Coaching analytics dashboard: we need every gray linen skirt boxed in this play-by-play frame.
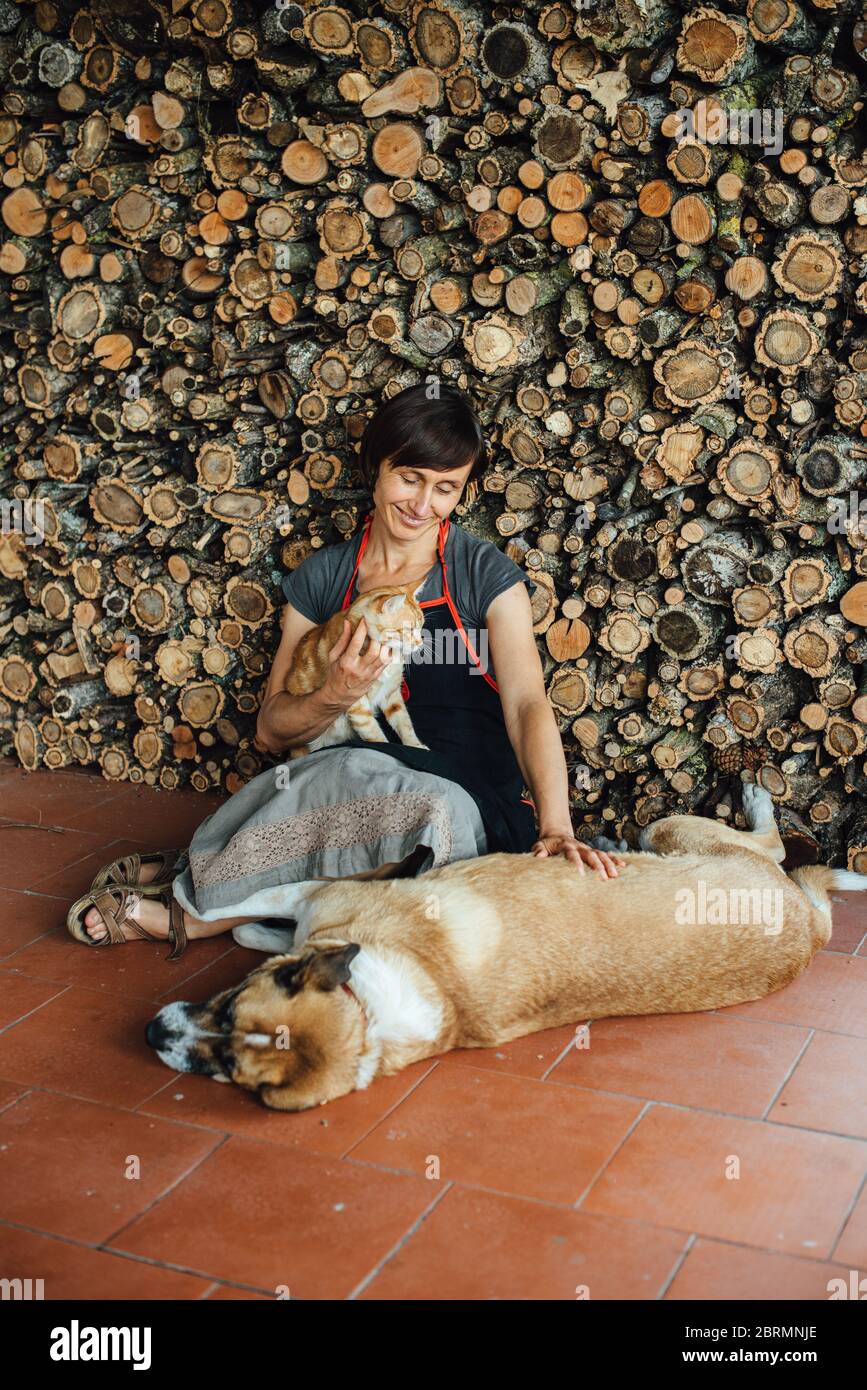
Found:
[171,744,488,924]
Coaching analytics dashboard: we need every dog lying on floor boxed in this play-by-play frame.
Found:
[145,786,865,1111]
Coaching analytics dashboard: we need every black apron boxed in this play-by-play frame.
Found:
[337,509,539,854]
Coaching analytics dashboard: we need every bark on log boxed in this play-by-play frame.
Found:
[0,0,866,863]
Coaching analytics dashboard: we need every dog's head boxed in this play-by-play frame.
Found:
[145,941,368,1110]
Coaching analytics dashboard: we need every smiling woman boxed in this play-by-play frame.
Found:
[69,384,622,961]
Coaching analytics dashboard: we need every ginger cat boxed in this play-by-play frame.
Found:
[284,585,429,759]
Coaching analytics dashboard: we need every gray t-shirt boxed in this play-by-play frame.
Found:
[281,519,539,654]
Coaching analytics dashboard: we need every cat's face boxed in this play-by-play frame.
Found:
[355,588,425,664]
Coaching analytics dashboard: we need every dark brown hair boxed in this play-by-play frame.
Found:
[358,383,488,492]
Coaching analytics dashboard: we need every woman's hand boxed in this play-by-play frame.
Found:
[321,616,392,708]
[531,831,625,878]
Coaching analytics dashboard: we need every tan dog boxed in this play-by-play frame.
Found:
[145,786,865,1110]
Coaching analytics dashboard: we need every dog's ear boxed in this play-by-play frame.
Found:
[272,954,308,996]
[273,943,360,995]
[305,942,361,992]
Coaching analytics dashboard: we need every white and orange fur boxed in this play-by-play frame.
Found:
[284,583,428,758]
[146,784,866,1110]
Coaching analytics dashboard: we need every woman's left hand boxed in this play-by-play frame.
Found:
[530,832,625,878]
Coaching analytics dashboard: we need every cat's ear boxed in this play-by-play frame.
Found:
[381,593,404,614]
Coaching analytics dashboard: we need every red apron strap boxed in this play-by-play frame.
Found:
[440,559,500,694]
[340,511,374,611]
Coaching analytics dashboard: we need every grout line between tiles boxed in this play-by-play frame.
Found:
[346,1182,454,1300]
[339,1061,442,1158]
[0,929,66,964]
[656,1232,697,1300]
[0,1219,275,1297]
[572,1100,653,1210]
[0,1191,861,1284]
[827,1165,867,1264]
[541,1028,587,1081]
[760,1028,815,1120]
[656,1229,860,1273]
[0,984,72,1036]
[100,1133,232,1248]
[1,887,78,902]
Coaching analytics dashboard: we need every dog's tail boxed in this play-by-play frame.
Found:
[787,866,867,946]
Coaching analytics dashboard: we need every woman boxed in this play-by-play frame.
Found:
[69,384,622,957]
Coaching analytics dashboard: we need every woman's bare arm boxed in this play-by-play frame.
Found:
[485,584,574,835]
[255,602,390,757]
[486,583,622,876]
[255,604,344,756]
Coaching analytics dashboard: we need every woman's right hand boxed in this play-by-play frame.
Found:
[321,616,392,707]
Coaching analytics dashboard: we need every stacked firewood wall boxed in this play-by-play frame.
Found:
[1,0,867,868]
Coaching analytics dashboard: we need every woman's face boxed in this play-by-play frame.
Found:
[373,456,475,539]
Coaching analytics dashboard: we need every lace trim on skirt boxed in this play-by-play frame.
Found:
[189,789,454,890]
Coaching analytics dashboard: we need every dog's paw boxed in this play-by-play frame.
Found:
[742,781,775,831]
[233,922,297,953]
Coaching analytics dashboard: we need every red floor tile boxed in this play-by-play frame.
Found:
[768,1033,867,1139]
[69,783,224,849]
[0,984,184,1107]
[348,1065,644,1204]
[108,1136,437,1299]
[26,838,153,901]
[435,1023,576,1079]
[138,1059,439,1155]
[0,1091,221,1243]
[0,890,70,959]
[0,1078,29,1113]
[723,953,867,1037]
[0,971,67,1031]
[665,1238,854,1301]
[0,825,104,892]
[204,1284,271,1299]
[581,1106,867,1258]
[359,1187,687,1300]
[0,767,118,826]
[0,1225,215,1299]
[826,892,867,954]
[547,1013,810,1117]
[832,1181,867,1267]
[3,762,865,1300]
[3,925,242,1003]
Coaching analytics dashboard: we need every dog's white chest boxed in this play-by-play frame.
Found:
[349,949,443,1088]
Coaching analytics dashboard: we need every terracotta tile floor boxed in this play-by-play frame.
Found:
[0,757,865,1301]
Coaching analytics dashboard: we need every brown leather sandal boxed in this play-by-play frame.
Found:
[91,849,189,896]
[66,883,189,961]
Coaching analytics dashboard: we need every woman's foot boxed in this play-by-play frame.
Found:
[82,893,246,944]
[84,892,178,944]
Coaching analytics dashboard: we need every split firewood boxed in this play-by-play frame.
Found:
[1,1,867,863]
